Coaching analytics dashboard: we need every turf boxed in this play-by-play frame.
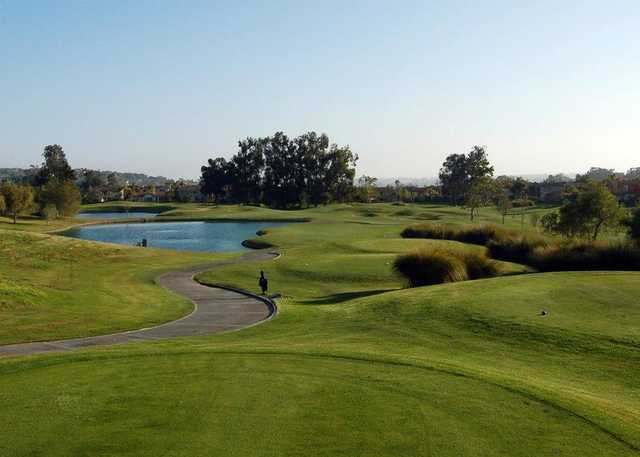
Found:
[1,202,638,456]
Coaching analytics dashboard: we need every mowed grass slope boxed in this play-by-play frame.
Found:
[1,203,638,456]
[0,229,218,344]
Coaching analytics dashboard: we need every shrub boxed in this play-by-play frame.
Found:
[393,249,499,287]
[529,241,640,271]
[393,249,468,287]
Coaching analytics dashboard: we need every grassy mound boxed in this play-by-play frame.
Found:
[0,230,216,344]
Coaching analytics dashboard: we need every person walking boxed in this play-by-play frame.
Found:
[259,271,268,295]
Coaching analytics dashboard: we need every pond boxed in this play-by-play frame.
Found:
[76,212,159,219]
[61,221,291,252]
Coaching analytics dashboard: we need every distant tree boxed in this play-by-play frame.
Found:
[439,153,468,205]
[577,167,616,182]
[464,176,497,221]
[35,145,75,185]
[511,177,529,201]
[1,182,34,223]
[106,173,120,189]
[627,207,640,245]
[39,180,82,217]
[0,194,5,215]
[79,169,105,194]
[41,204,58,224]
[322,143,358,203]
[358,175,378,202]
[439,146,494,205]
[544,173,572,184]
[626,167,640,179]
[543,181,624,240]
[495,191,512,224]
[229,138,265,204]
[200,158,231,204]
[540,212,559,234]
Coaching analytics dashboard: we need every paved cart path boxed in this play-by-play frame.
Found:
[0,251,278,357]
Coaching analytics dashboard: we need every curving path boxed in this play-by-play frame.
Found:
[0,250,278,357]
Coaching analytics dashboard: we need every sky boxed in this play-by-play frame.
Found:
[1,0,639,180]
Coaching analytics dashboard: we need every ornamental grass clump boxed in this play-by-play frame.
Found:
[401,224,459,240]
[401,223,514,246]
[393,249,499,287]
[487,234,549,264]
[529,241,640,272]
[393,249,468,287]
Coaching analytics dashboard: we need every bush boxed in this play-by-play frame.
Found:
[393,249,498,287]
[529,241,640,271]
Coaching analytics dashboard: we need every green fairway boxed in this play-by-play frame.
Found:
[1,203,638,456]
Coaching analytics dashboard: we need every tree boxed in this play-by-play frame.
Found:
[577,167,616,182]
[41,204,58,224]
[36,145,75,185]
[229,138,265,204]
[438,153,467,205]
[544,173,572,184]
[200,158,231,203]
[495,191,512,224]
[39,180,82,217]
[543,181,624,240]
[511,177,528,201]
[1,182,34,223]
[358,175,378,202]
[541,212,559,234]
[439,146,494,205]
[464,176,496,221]
[0,194,5,215]
[627,207,640,245]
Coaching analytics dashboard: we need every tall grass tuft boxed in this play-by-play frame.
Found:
[393,249,468,287]
[459,252,500,279]
[393,249,498,287]
[401,224,458,240]
[530,241,640,271]
[487,235,549,264]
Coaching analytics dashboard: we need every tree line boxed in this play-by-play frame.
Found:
[0,145,81,223]
[200,132,358,208]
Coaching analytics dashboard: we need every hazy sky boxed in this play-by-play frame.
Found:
[1,0,639,179]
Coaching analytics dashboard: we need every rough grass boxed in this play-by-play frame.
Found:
[0,229,218,344]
